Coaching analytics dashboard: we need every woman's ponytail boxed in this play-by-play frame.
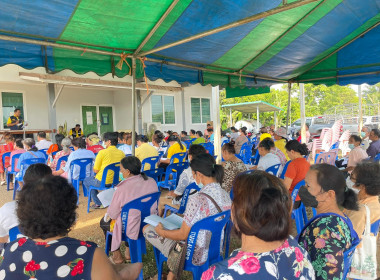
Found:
[213,164,224,185]
[342,188,359,211]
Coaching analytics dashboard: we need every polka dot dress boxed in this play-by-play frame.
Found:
[0,237,96,279]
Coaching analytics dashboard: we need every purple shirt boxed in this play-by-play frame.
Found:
[366,139,380,158]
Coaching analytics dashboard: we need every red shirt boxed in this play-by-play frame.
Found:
[87,145,104,154]
[285,157,310,200]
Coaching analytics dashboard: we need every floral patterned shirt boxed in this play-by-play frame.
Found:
[298,214,353,280]
[202,237,315,280]
[183,182,231,265]
[0,237,96,279]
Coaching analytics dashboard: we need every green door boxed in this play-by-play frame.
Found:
[99,106,114,135]
[81,106,98,136]
[2,92,24,128]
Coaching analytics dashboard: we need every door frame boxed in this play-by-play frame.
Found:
[80,103,116,136]
[0,89,28,130]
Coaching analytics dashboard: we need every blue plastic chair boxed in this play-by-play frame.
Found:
[105,192,160,280]
[141,156,160,171]
[2,151,11,174]
[163,182,200,217]
[239,143,252,164]
[9,226,21,242]
[200,142,214,156]
[153,210,231,280]
[70,158,94,201]
[374,153,380,162]
[157,162,189,191]
[144,168,164,186]
[265,164,281,176]
[330,141,339,150]
[183,140,193,149]
[158,151,164,158]
[87,162,120,213]
[56,155,69,171]
[69,146,75,151]
[169,152,187,164]
[371,219,380,236]
[250,149,260,165]
[14,157,46,200]
[221,139,229,147]
[52,150,58,158]
[39,149,48,161]
[291,180,307,234]
[279,160,291,179]
[6,153,22,192]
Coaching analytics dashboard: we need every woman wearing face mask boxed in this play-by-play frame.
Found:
[342,135,368,173]
[100,156,158,269]
[344,161,380,242]
[298,164,359,280]
[143,153,231,280]
[234,127,248,154]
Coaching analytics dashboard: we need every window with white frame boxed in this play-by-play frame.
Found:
[151,95,175,124]
[191,98,210,124]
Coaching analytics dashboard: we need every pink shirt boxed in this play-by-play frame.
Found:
[347,146,368,170]
[7,149,25,172]
[107,175,158,251]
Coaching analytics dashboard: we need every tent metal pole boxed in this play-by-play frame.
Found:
[134,0,180,55]
[138,0,319,57]
[212,86,222,163]
[285,83,292,134]
[296,70,380,82]
[131,57,137,155]
[300,83,306,144]
[239,0,325,73]
[295,21,380,79]
[358,84,363,134]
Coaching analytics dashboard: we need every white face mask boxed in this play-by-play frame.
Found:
[238,132,241,136]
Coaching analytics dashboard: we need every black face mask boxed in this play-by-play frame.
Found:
[298,185,319,208]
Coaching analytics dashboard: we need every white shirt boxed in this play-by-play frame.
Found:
[230,132,239,141]
[118,144,132,155]
[257,152,281,172]
[36,139,53,150]
[0,201,18,237]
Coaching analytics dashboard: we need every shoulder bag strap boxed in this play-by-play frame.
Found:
[363,204,371,236]
[199,192,222,213]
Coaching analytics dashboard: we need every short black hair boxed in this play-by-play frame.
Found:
[233,171,291,242]
[118,132,125,140]
[207,128,213,133]
[190,129,196,135]
[285,140,309,156]
[136,135,148,143]
[196,131,203,137]
[259,138,275,151]
[120,156,148,180]
[222,142,235,154]
[15,139,23,149]
[371,128,380,138]
[14,108,21,113]
[181,131,187,136]
[231,127,237,132]
[75,124,80,127]
[103,132,118,146]
[72,137,86,149]
[350,135,362,144]
[17,176,77,239]
[352,161,380,196]
[37,131,47,139]
[23,164,52,185]
[188,144,207,158]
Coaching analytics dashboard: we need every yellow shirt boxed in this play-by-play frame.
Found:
[135,143,159,170]
[167,142,187,163]
[259,133,272,142]
[94,146,125,184]
[275,139,290,160]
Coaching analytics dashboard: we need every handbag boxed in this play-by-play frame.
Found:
[167,192,222,278]
[348,205,377,279]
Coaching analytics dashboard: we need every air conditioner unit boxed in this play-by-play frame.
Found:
[144,122,162,134]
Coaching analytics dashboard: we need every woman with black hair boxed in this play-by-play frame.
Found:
[282,140,310,196]
[101,156,158,268]
[192,130,206,144]
[135,135,158,170]
[221,143,247,192]
[298,164,359,280]
[251,138,281,172]
[144,153,231,280]
[234,127,248,154]
[159,135,187,167]
[47,133,64,158]
[202,171,315,279]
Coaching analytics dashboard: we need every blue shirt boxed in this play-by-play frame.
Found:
[366,139,380,158]
[209,133,214,143]
[17,151,46,178]
[63,148,95,182]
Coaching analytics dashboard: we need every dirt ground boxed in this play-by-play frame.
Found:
[1,185,379,279]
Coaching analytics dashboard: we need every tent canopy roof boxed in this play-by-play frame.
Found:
[222,101,283,113]
[0,0,379,88]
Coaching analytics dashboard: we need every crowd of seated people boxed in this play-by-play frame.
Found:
[0,122,378,280]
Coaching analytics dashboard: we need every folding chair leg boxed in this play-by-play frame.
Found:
[105,232,112,256]
[13,181,19,200]
[87,188,92,213]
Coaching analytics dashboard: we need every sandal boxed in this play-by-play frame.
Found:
[108,256,124,265]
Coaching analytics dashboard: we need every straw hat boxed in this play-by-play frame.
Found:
[274,127,287,138]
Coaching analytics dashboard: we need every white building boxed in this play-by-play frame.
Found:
[0,65,215,136]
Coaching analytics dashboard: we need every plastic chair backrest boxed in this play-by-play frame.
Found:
[374,153,380,162]
[144,168,164,183]
[184,210,231,275]
[239,143,252,164]
[291,180,305,203]
[265,164,281,176]
[178,183,201,214]
[2,152,11,170]
[141,156,160,171]
[234,153,243,161]
[169,152,187,164]
[164,162,188,185]
[183,140,193,149]
[330,141,339,150]
[221,139,229,147]
[9,226,21,242]
[39,149,48,160]
[70,158,94,181]
[315,151,337,165]
[158,151,164,158]
[200,143,214,155]
[69,146,75,151]
[19,157,46,174]
[371,219,380,236]
[120,192,160,236]
[280,160,291,179]
[100,162,120,187]
[9,153,22,173]
[52,150,58,157]
[251,149,260,165]
[56,155,69,171]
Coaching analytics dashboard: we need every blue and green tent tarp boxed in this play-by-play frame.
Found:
[0,0,379,89]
